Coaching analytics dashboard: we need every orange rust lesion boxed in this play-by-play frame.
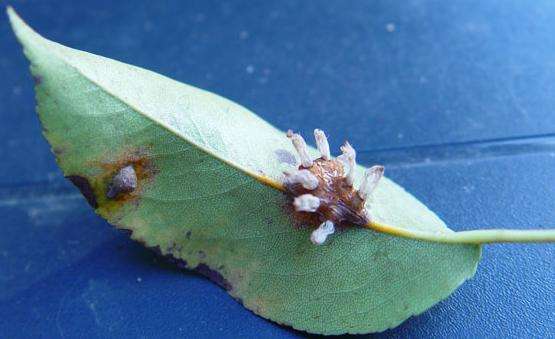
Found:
[92,146,158,218]
[285,158,368,229]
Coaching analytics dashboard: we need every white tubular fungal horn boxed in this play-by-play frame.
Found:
[310,220,335,245]
[293,194,320,212]
[337,141,356,185]
[284,169,319,190]
[287,131,313,168]
[314,129,331,160]
[358,165,384,200]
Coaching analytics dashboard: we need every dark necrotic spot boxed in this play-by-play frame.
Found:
[66,175,98,209]
[117,229,232,292]
[173,258,189,270]
[274,149,297,165]
[195,263,232,291]
[33,75,42,85]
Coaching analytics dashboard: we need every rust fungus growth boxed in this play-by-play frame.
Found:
[94,147,158,216]
[284,129,384,245]
[106,165,137,199]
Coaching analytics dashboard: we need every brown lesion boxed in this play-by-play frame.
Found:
[285,158,368,229]
[90,146,158,218]
[283,129,385,246]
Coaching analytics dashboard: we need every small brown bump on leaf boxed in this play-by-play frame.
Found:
[106,165,137,199]
[66,175,98,208]
[96,147,158,217]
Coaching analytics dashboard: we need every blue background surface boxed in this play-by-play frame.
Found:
[1,1,554,338]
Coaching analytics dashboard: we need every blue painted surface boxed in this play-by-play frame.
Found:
[1,1,554,338]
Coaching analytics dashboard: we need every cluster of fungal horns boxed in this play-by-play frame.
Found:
[283,129,384,245]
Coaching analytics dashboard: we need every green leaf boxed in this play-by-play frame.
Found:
[8,8,481,335]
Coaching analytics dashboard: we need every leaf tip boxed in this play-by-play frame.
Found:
[5,5,15,18]
[6,6,25,38]
[6,6,42,53]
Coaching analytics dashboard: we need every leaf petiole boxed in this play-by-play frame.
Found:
[367,221,555,244]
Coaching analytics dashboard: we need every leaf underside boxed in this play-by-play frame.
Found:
[9,8,480,335]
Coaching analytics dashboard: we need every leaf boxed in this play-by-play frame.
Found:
[8,8,481,335]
